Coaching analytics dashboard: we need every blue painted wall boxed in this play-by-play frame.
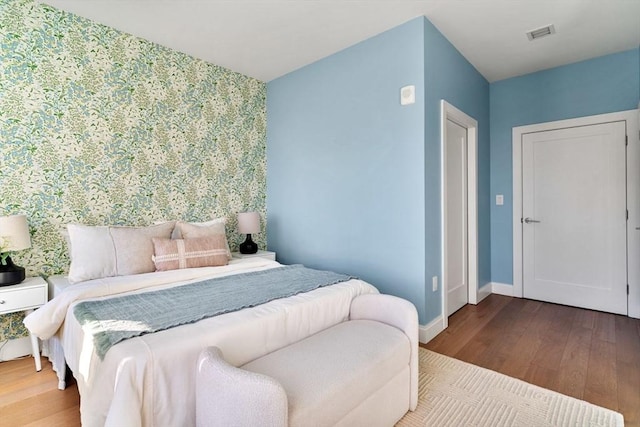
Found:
[267,18,428,319]
[267,13,636,320]
[267,17,490,324]
[422,20,491,319]
[489,48,640,285]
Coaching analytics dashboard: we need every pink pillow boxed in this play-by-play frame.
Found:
[152,236,229,271]
[176,221,232,260]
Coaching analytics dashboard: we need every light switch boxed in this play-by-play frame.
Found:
[496,194,504,206]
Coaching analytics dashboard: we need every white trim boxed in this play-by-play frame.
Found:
[477,282,492,303]
[512,125,523,298]
[491,282,515,297]
[419,316,445,344]
[512,109,638,310]
[628,109,640,318]
[441,100,478,333]
[0,336,32,362]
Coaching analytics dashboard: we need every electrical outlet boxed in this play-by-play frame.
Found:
[432,276,438,292]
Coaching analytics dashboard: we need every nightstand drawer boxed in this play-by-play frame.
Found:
[0,286,47,314]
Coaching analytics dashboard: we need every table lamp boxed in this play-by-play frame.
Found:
[0,214,32,286]
[237,212,260,254]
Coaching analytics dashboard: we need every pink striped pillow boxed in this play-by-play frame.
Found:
[152,236,229,271]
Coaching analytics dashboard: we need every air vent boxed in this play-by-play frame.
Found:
[526,24,556,41]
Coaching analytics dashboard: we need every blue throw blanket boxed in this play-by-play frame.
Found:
[74,265,355,359]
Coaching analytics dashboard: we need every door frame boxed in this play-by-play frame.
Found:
[512,109,639,318]
[441,100,478,329]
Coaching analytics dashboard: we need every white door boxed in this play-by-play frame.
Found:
[446,119,468,316]
[522,121,627,314]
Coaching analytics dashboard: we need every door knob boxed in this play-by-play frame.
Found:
[524,217,540,224]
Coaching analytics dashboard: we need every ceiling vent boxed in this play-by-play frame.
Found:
[526,24,556,41]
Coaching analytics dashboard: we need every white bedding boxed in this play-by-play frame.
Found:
[41,276,73,390]
[24,259,378,426]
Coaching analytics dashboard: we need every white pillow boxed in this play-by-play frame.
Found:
[67,225,115,283]
[171,218,226,239]
[67,222,175,283]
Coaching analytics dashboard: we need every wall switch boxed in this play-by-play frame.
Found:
[432,276,438,292]
[496,194,504,206]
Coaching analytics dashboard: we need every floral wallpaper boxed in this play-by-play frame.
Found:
[0,0,266,342]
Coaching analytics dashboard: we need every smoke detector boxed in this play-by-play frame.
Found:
[526,24,556,41]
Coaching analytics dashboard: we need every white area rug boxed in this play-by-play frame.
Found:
[396,348,624,427]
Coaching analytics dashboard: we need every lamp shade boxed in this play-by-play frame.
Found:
[0,214,31,252]
[237,212,260,234]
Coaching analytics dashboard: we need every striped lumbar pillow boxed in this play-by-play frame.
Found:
[152,236,229,271]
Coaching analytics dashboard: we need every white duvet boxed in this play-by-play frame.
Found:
[24,259,378,426]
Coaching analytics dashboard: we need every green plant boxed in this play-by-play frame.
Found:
[0,236,9,265]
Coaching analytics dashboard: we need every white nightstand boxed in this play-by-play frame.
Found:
[232,250,276,261]
[0,277,48,371]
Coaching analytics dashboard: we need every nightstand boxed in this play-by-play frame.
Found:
[232,250,276,261]
[0,277,48,371]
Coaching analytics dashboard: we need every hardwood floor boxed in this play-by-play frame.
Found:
[425,294,640,427]
[1,294,638,426]
[0,355,79,426]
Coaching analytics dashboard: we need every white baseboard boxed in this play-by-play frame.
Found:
[0,336,32,362]
[419,315,444,344]
[477,283,492,303]
[491,282,514,297]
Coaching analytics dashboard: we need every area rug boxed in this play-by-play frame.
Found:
[396,348,624,427]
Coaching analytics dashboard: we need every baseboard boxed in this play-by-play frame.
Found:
[491,282,514,297]
[419,315,444,344]
[0,336,32,362]
[477,283,492,303]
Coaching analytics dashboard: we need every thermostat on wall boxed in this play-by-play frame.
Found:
[400,85,415,105]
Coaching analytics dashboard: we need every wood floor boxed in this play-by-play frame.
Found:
[1,294,638,426]
[425,294,640,427]
[0,355,79,426]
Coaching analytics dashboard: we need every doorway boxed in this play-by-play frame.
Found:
[513,110,640,317]
[445,119,468,315]
[441,100,478,329]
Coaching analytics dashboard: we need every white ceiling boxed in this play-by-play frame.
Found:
[40,0,640,83]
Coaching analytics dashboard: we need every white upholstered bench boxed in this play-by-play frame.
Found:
[196,294,418,427]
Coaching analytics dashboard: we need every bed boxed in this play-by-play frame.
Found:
[25,257,378,426]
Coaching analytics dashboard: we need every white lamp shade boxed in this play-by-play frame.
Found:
[0,214,31,251]
[237,212,260,234]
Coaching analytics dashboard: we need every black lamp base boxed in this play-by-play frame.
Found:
[239,234,258,254]
[0,256,26,287]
